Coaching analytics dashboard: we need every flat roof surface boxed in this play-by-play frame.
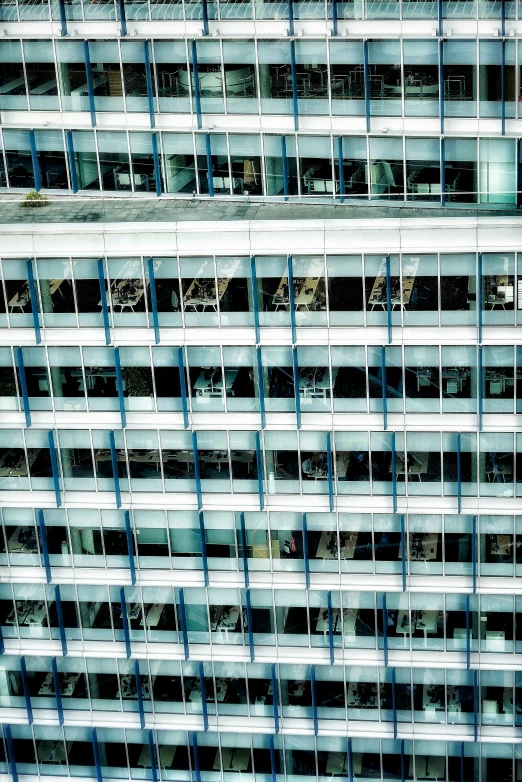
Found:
[0,196,518,224]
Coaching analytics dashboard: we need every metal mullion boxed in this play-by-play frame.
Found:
[68,258,80,329]
[191,132,201,196]
[224,132,233,197]
[125,129,136,193]
[364,136,371,201]
[92,130,103,194]
[259,130,267,195]
[219,39,227,116]
[51,40,64,113]
[20,429,32,501]
[19,41,31,112]
[0,130,10,189]
[148,344,159,412]
[399,37,405,124]
[294,133,303,198]
[364,345,370,414]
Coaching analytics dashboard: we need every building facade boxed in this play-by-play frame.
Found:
[0,0,522,778]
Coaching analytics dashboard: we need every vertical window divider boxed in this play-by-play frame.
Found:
[347,737,353,782]
[91,728,102,782]
[381,345,388,430]
[478,345,483,431]
[144,41,155,129]
[473,670,478,741]
[327,591,334,664]
[26,258,41,344]
[288,257,297,334]
[460,742,465,782]
[281,136,289,200]
[29,130,41,193]
[54,584,67,656]
[114,347,127,429]
[288,0,294,34]
[250,255,260,344]
[51,656,64,726]
[4,726,18,782]
[20,657,33,724]
[271,663,279,734]
[109,430,122,508]
[256,346,266,430]
[255,431,264,510]
[147,730,158,782]
[465,593,471,669]
[0,622,4,655]
[201,0,209,35]
[439,39,444,136]
[120,586,131,658]
[391,431,397,513]
[199,510,209,586]
[326,432,334,511]
[191,732,201,782]
[178,347,189,429]
[457,431,462,514]
[198,661,209,730]
[48,430,62,508]
[205,133,215,197]
[245,588,255,661]
[97,257,111,345]
[290,40,298,131]
[178,587,190,660]
[331,0,338,36]
[391,666,397,738]
[382,593,388,666]
[400,739,405,782]
[193,431,203,510]
[15,347,31,427]
[269,735,277,782]
[472,515,477,593]
[337,136,344,203]
[37,509,51,583]
[118,0,127,35]
[440,137,446,211]
[239,512,249,588]
[83,41,96,128]
[147,258,160,343]
[151,133,162,196]
[437,0,442,35]
[400,513,406,592]
[363,40,370,133]
[134,659,145,728]
[477,252,483,345]
[58,0,67,35]
[385,253,392,344]
[310,663,318,736]
[501,0,506,34]
[302,512,310,588]
[66,131,78,193]
[124,510,136,585]
[292,346,301,429]
[500,38,506,136]
[191,42,202,130]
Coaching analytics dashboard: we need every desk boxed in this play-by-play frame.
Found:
[272,276,290,310]
[316,607,340,633]
[199,450,229,472]
[315,530,358,560]
[411,755,445,781]
[342,608,359,637]
[485,629,505,651]
[368,257,418,310]
[408,532,439,561]
[213,369,239,395]
[409,166,442,195]
[231,451,255,473]
[422,684,444,711]
[482,699,498,715]
[447,686,462,713]
[184,277,230,312]
[251,539,280,559]
[396,610,438,637]
[299,367,337,398]
[144,603,165,628]
[442,367,469,395]
[138,744,176,770]
[490,534,512,556]
[347,682,377,708]
[8,284,31,312]
[395,451,429,481]
[214,747,250,772]
[38,741,67,765]
[119,673,151,700]
[109,279,146,311]
[210,605,240,631]
[38,671,81,697]
[0,76,26,94]
[326,752,362,776]
[8,526,38,553]
[294,276,321,309]
[302,452,328,480]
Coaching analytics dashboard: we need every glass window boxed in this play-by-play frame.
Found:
[71,130,100,191]
[196,133,229,195]
[256,255,291,327]
[480,137,516,205]
[440,253,477,325]
[222,41,258,114]
[368,40,402,116]
[294,41,329,116]
[152,346,186,412]
[330,41,364,117]
[482,344,514,413]
[162,133,196,194]
[257,41,293,116]
[444,40,477,117]
[193,40,224,115]
[444,514,474,576]
[445,137,478,203]
[335,431,370,495]
[406,138,441,202]
[180,256,218,327]
[480,432,514,497]
[216,256,253,326]
[222,346,258,412]
[443,432,477,497]
[121,40,153,113]
[369,137,404,200]
[404,345,440,413]
[119,346,154,411]
[56,40,89,113]
[298,136,332,196]
[23,40,59,111]
[261,345,295,412]
[57,429,95,491]
[229,430,260,493]
[97,130,131,192]
[327,255,364,325]
[479,40,503,118]
[196,430,230,493]
[129,131,161,193]
[107,256,147,327]
[48,346,85,411]
[403,40,439,117]
[337,136,368,199]
[188,346,224,413]
[83,346,118,412]
[264,134,297,196]
[146,258,181,327]
[88,41,124,113]
[265,432,300,495]
[229,134,262,195]
[0,41,28,111]
[441,345,477,413]
[154,41,190,113]
[408,516,442,577]
[126,430,162,492]
[17,346,51,410]
[160,430,195,494]
[3,129,35,189]
[0,348,18,410]
[482,252,515,325]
